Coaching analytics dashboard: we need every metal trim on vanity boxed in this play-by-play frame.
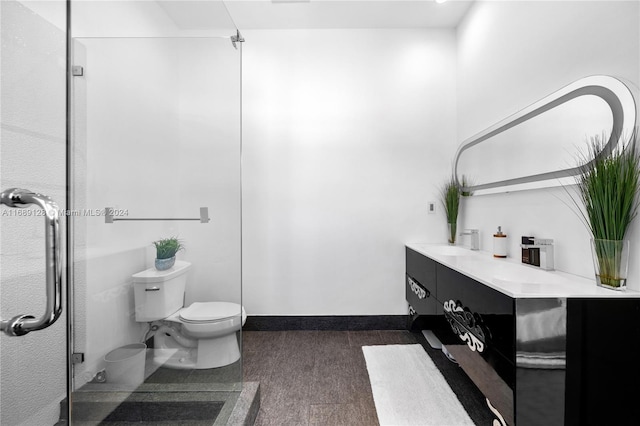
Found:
[408,276,429,299]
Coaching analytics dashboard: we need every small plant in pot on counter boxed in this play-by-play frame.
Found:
[153,237,184,271]
[573,129,640,290]
[440,175,461,245]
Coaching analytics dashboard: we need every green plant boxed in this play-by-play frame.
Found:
[440,175,461,244]
[573,130,640,287]
[152,237,184,260]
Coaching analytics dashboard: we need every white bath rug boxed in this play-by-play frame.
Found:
[362,344,474,426]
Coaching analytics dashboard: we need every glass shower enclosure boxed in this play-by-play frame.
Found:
[1,1,68,424]
[68,1,243,424]
[1,1,243,424]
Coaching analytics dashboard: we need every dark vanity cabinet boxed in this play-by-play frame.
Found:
[405,246,640,426]
[406,247,517,425]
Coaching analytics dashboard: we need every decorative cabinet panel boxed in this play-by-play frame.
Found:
[436,264,515,363]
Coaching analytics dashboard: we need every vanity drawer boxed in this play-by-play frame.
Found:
[406,274,437,315]
[436,263,515,362]
[406,247,437,297]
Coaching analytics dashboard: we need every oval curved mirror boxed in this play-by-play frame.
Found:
[454,75,637,195]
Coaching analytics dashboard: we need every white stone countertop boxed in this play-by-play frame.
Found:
[406,242,640,299]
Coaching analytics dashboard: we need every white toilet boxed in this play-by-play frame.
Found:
[132,261,246,369]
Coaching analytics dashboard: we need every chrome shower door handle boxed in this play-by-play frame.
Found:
[0,188,63,336]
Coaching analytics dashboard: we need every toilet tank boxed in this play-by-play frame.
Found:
[132,261,191,322]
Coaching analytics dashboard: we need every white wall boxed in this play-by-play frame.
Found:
[71,0,180,38]
[71,0,185,388]
[1,1,67,425]
[242,29,458,315]
[456,1,640,288]
[72,36,184,387]
[177,38,242,307]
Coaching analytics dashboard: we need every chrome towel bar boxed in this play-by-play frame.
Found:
[105,207,210,224]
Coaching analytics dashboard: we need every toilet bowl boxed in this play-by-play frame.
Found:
[133,261,246,369]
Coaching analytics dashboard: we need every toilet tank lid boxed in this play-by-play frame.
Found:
[132,260,191,283]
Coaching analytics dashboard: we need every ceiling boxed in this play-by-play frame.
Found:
[158,0,475,30]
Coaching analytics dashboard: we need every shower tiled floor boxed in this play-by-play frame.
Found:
[242,329,491,426]
[144,358,243,386]
[67,347,251,425]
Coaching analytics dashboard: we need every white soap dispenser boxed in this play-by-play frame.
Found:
[493,226,507,258]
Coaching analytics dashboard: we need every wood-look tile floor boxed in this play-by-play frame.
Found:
[241,330,419,426]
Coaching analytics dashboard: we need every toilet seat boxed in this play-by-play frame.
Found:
[179,301,242,323]
[165,301,246,341]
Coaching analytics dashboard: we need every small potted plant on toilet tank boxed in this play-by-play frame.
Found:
[152,236,184,271]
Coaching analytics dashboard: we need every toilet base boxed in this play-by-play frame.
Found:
[153,332,241,370]
[195,333,241,369]
[153,348,197,369]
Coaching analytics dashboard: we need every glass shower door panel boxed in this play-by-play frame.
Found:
[0,1,68,425]
[70,35,242,424]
